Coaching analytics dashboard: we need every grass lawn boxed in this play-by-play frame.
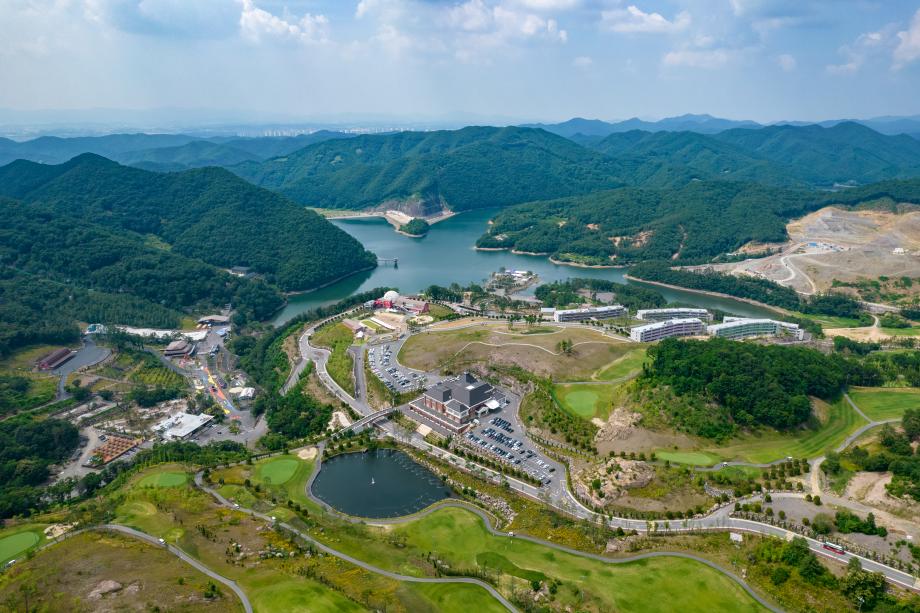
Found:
[849,387,920,421]
[138,471,188,488]
[0,531,40,565]
[654,450,721,467]
[594,347,648,381]
[703,397,866,464]
[427,303,456,321]
[402,582,509,613]
[553,382,616,421]
[257,457,300,485]
[0,344,67,370]
[796,312,868,329]
[248,578,365,613]
[312,323,355,395]
[881,326,920,336]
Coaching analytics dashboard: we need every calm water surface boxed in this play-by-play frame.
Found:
[273,209,777,325]
[310,449,451,518]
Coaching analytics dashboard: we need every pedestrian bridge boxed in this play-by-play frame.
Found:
[345,406,400,432]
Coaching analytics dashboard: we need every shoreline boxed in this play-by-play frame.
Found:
[472,246,624,270]
[548,256,623,270]
[281,264,377,299]
[623,274,792,316]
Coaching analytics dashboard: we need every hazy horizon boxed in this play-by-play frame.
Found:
[3,1,920,129]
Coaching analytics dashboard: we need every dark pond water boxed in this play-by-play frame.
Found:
[310,448,451,518]
[273,209,779,325]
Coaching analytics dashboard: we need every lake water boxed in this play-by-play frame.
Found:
[273,209,777,325]
[310,448,451,518]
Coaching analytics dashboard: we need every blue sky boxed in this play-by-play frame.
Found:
[2,0,919,123]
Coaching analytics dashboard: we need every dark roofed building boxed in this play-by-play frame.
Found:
[418,372,494,431]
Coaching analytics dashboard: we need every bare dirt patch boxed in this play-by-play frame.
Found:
[708,207,920,296]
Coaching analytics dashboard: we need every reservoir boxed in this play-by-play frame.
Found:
[310,448,451,518]
[274,209,778,325]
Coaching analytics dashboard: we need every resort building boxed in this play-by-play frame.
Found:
[37,347,75,370]
[629,318,705,342]
[154,412,214,441]
[163,339,194,357]
[374,290,430,314]
[553,304,627,323]
[412,373,499,432]
[706,318,804,341]
[197,315,230,326]
[636,307,712,322]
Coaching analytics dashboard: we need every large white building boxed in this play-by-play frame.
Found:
[636,307,712,322]
[707,318,804,341]
[154,412,214,441]
[630,318,705,342]
[553,304,626,323]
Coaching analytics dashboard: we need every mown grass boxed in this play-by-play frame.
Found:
[654,450,722,466]
[553,382,615,421]
[257,457,300,485]
[594,347,648,381]
[849,387,920,421]
[138,471,188,488]
[0,531,40,565]
[703,397,866,464]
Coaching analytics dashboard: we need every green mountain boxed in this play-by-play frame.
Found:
[476,181,816,265]
[477,177,920,266]
[0,131,353,170]
[711,122,920,185]
[0,154,377,292]
[591,130,800,187]
[229,126,697,211]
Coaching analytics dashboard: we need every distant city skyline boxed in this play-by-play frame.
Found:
[2,1,920,125]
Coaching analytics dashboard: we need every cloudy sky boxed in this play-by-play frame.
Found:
[2,0,920,124]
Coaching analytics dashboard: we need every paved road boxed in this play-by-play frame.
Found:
[297,319,920,593]
[195,472,517,612]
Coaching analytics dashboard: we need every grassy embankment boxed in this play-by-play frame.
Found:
[656,397,868,466]
[311,323,356,396]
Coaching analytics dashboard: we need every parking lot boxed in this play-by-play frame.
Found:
[366,342,433,394]
[465,414,557,486]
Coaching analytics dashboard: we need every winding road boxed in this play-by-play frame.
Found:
[291,317,920,594]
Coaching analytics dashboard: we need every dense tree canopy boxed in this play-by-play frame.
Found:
[533,278,665,311]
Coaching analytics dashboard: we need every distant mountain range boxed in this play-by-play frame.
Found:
[522,114,920,140]
[0,130,354,170]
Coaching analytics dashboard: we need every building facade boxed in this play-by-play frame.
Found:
[636,307,712,322]
[629,318,705,342]
[415,373,495,432]
[553,304,626,323]
[706,318,804,341]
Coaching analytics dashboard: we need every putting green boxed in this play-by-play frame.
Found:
[138,471,188,488]
[655,450,721,466]
[258,458,300,485]
[0,531,40,564]
[562,390,600,418]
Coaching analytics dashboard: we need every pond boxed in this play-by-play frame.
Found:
[310,448,451,518]
[273,209,780,325]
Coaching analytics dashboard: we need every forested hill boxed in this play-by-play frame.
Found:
[228,125,697,210]
[0,154,377,291]
[477,177,920,266]
[590,122,920,187]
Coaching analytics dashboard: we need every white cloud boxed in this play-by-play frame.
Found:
[662,48,730,69]
[827,30,886,74]
[509,0,579,10]
[239,0,328,44]
[572,55,592,68]
[601,5,690,34]
[777,53,796,72]
[894,8,920,69]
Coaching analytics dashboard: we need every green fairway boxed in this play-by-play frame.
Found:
[595,347,648,381]
[403,582,509,613]
[248,578,365,613]
[138,471,188,488]
[849,387,920,421]
[654,450,721,466]
[553,382,615,420]
[796,312,867,329]
[382,507,765,613]
[257,457,300,485]
[881,326,920,336]
[704,398,866,464]
[0,531,40,564]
